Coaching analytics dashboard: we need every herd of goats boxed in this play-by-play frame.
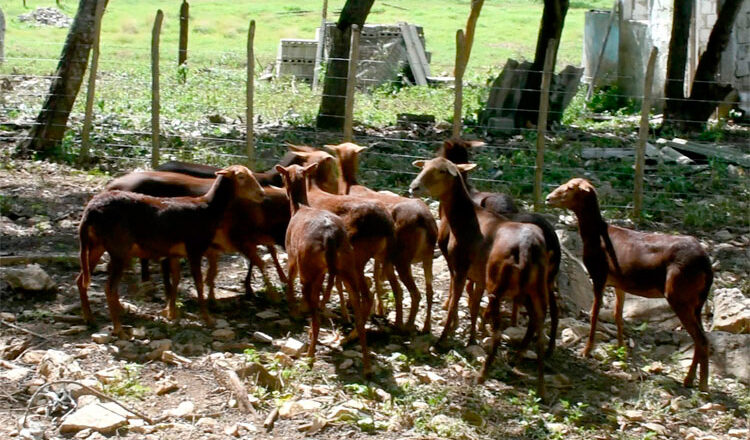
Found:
[73,138,713,400]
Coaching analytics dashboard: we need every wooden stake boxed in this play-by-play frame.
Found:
[586,0,619,101]
[460,0,484,72]
[533,39,557,212]
[178,0,189,68]
[452,29,466,138]
[312,0,328,91]
[80,0,105,164]
[633,47,658,219]
[343,24,360,142]
[151,10,163,169]
[246,19,255,167]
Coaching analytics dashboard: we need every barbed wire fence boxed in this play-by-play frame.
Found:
[0,4,748,231]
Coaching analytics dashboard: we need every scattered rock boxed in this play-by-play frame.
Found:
[18,7,73,28]
[155,377,179,395]
[621,409,645,422]
[339,358,354,370]
[59,325,88,336]
[1,264,56,292]
[91,333,111,344]
[59,402,132,434]
[280,338,305,357]
[147,339,172,361]
[252,331,273,344]
[37,349,84,380]
[683,332,750,385]
[0,337,30,360]
[94,367,121,384]
[0,361,30,382]
[414,367,445,384]
[465,344,485,360]
[196,417,218,431]
[163,401,195,418]
[501,326,527,344]
[623,296,679,329]
[236,362,281,390]
[214,319,230,329]
[256,310,279,320]
[556,229,594,314]
[211,328,236,341]
[711,288,750,334]
[279,399,322,418]
[161,350,192,366]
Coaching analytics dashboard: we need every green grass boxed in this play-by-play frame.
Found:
[5,0,610,72]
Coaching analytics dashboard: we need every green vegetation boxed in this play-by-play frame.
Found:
[102,364,150,400]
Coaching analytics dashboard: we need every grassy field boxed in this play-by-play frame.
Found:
[5,0,611,72]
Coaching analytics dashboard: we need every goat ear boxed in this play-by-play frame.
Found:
[290,150,311,158]
[466,140,486,148]
[322,144,339,153]
[215,168,230,177]
[287,143,313,153]
[456,163,477,173]
[351,144,368,153]
[303,162,319,174]
[412,160,426,169]
[274,164,288,176]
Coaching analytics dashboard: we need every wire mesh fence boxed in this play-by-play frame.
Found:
[1,13,748,232]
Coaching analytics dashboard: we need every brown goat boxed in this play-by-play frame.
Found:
[77,165,265,336]
[409,157,552,398]
[318,142,438,333]
[436,137,561,356]
[285,148,398,323]
[276,163,372,375]
[546,178,713,391]
[106,170,289,300]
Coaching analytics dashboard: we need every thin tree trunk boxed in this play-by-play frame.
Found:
[515,0,569,128]
[316,0,374,130]
[663,0,693,127]
[0,7,5,66]
[20,0,105,157]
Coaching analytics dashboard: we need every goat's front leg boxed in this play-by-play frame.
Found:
[188,254,214,327]
[160,258,181,321]
[583,279,606,357]
[467,280,485,346]
[437,269,467,345]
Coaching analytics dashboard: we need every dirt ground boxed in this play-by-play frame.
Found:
[1,149,749,440]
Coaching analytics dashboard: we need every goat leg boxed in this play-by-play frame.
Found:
[614,288,625,347]
[105,257,127,337]
[582,280,606,357]
[188,255,214,327]
[422,256,434,334]
[267,245,288,284]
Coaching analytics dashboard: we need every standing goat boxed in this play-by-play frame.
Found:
[546,178,713,391]
[276,163,372,375]
[76,165,264,336]
[319,142,438,332]
[410,158,552,398]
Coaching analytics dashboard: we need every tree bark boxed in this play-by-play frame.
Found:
[316,0,374,130]
[0,7,5,65]
[20,0,105,157]
[515,0,569,128]
[663,0,693,126]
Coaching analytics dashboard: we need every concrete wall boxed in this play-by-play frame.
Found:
[583,10,620,86]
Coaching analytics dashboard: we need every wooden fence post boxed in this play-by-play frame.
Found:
[178,0,189,69]
[80,0,105,164]
[0,7,5,65]
[452,29,466,138]
[151,10,163,169]
[246,19,255,167]
[312,0,328,91]
[633,47,658,219]
[343,24,360,142]
[533,39,557,212]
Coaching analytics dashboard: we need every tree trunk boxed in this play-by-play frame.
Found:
[663,0,693,126]
[681,0,743,127]
[315,0,374,130]
[20,0,105,157]
[0,7,5,65]
[515,0,569,128]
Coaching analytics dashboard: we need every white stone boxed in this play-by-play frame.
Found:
[163,401,195,418]
[59,402,132,434]
[94,367,121,384]
[339,359,353,369]
[1,264,56,292]
[252,331,273,343]
[278,399,322,418]
[211,328,236,341]
[37,349,84,380]
[711,288,750,334]
[91,333,111,344]
[280,338,305,357]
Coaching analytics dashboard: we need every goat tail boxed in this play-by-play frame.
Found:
[324,237,339,280]
[698,255,714,306]
[78,222,92,288]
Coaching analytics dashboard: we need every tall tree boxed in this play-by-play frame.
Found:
[316,0,375,130]
[664,0,744,130]
[663,0,693,125]
[20,0,106,157]
[515,0,569,128]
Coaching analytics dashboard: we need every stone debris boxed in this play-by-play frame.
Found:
[37,349,84,380]
[161,350,192,366]
[18,7,73,28]
[211,328,236,341]
[256,310,279,320]
[155,377,179,395]
[280,338,305,357]
[279,399,322,418]
[94,367,121,384]
[236,362,281,390]
[59,402,133,434]
[147,339,172,361]
[252,331,274,344]
[711,288,750,334]
[91,332,112,344]
[163,400,195,418]
[339,358,354,370]
[1,264,56,292]
[0,360,30,382]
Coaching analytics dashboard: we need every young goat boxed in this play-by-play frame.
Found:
[436,137,561,355]
[276,163,372,375]
[106,170,289,300]
[546,178,713,391]
[316,142,438,332]
[410,158,552,398]
[77,165,264,336]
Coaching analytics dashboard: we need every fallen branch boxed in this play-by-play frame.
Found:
[211,365,256,415]
[22,380,156,427]
[264,406,279,431]
[1,320,50,340]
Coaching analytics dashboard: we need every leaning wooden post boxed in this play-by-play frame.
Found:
[246,19,255,167]
[633,47,658,219]
[533,39,557,212]
[79,0,105,164]
[312,0,328,91]
[343,24,360,142]
[151,10,163,169]
[178,1,189,69]
[452,29,466,138]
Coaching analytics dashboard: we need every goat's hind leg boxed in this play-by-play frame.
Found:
[187,254,214,327]
[160,258,181,321]
[583,279,606,357]
[76,245,105,325]
[105,257,128,337]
